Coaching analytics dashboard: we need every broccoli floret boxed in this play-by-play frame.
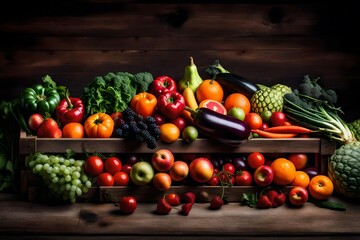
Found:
[204,60,230,79]
[133,72,154,93]
[324,89,338,104]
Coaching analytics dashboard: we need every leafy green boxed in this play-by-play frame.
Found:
[240,192,258,208]
[82,72,153,117]
[283,75,356,145]
[0,102,20,192]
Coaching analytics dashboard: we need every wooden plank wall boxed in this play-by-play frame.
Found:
[1,0,359,121]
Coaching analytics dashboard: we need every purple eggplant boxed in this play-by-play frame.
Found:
[215,73,260,99]
[186,107,251,147]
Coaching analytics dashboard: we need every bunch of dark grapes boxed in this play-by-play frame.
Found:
[114,107,160,149]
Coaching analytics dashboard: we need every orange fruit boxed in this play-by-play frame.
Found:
[224,93,251,115]
[308,175,334,200]
[195,79,224,103]
[159,123,180,143]
[244,112,263,129]
[270,158,296,185]
[291,171,310,188]
[199,99,227,115]
[62,122,85,138]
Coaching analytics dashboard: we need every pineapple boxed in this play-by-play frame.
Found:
[271,84,292,97]
[250,87,284,114]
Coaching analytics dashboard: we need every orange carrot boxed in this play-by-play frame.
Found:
[252,129,298,138]
[263,125,313,134]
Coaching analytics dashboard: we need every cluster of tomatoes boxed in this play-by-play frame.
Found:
[84,155,135,187]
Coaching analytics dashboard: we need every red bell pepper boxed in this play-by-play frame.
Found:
[56,90,85,125]
[157,92,186,120]
[149,75,177,97]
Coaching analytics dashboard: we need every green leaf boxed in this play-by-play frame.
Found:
[5,160,13,174]
[0,152,6,169]
[314,199,346,211]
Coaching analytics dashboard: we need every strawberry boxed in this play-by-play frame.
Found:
[181,192,196,204]
[209,195,224,210]
[181,203,193,216]
[273,192,286,207]
[265,190,279,206]
[256,195,272,209]
[156,198,172,215]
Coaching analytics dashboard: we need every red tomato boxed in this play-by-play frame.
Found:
[222,163,235,175]
[96,172,114,186]
[104,156,122,175]
[165,193,181,206]
[113,171,130,186]
[208,175,219,186]
[247,152,265,169]
[84,156,104,177]
[244,112,263,130]
[120,196,137,214]
[235,170,253,186]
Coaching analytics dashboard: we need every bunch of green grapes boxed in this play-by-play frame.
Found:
[28,152,92,203]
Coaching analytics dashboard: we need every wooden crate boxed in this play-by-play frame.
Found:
[19,131,336,203]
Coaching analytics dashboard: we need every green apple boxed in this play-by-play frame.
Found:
[130,161,154,186]
[228,107,245,121]
[260,110,272,124]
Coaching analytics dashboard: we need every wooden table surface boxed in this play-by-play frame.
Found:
[1,193,359,240]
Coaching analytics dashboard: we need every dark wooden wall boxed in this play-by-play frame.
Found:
[1,0,359,121]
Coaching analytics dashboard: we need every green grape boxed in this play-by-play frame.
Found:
[85,180,92,188]
[35,164,43,172]
[43,163,50,171]
[64,175,71,182]
[72,171,80,179]
[76,187,82,196]
[28,153,91,204]
[72,179,81,186]
[59,165,66,172]
[74,160,83,167]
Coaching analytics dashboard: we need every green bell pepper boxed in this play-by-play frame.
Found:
[20,84,61,116]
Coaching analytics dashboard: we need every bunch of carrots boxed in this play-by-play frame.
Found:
[252,125,314,138]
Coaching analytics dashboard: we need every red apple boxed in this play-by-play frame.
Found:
[235,170,253,186]
[151,149,175,172]
[288,153,308,170]
[28,113,44,132]
[153,172,172,191]
[189,157,214,183]
[270,111,287,126]
[289,186,309,206]
[168,160,189,182]
[253,165,274,186]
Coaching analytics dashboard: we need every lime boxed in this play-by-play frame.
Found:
[228,107,245,121]
[260,110,272,124]
[182,126,199,143]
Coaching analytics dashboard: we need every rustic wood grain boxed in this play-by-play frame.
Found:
[0,193,359,239]
[1,2,359,120]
